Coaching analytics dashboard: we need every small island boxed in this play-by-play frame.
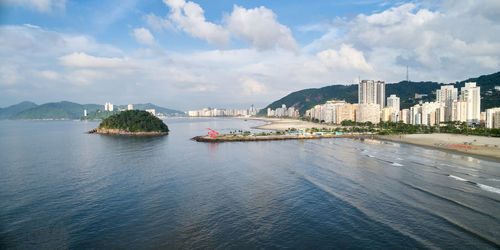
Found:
[88,110,169,135]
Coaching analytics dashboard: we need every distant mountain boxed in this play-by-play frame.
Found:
[0,101,38,119]
[118,103,185,115]
[4,101,185,120]
[259,71,500,115]
[10,101,102,120]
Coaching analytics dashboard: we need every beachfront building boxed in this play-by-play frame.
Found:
[386,94,400,122]
[356,103,380,124]
[486,108,500,128]
[461,82,481,123]
[104,102,114,111]
[337,103,357,123]
[127,104,133,110]
[450,100,468,122]
[146,109,156,116]
[321,100,345,123]
[266,104,298,118]
[83,109,87,117]
[358,80,385,109]
[436,85,458,105]
[381,107,392,122]
[400,109,410,124]
[410,102,445,126]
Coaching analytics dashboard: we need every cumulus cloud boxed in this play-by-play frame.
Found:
[241,77,267,96]
[133,28,156,46]
[163,0,230,48]
[1,0,65,12]
[146,2,298,52]
[316,44,373,72]
[226,5,299,52]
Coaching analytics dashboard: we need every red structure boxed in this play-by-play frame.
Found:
[206,128,219,138]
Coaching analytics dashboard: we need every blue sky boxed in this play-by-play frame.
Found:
[1,0,499,110]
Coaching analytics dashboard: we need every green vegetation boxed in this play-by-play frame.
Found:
[81,110,120,120]
[10,101,101,120]
[99,110,169,132]
[1,101,184,120]
[0,101,38,119]
[259,71,500,115]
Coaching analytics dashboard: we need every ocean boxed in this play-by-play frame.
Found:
[0,118,499,249]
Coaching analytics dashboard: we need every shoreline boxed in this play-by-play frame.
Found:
[240,117,500,161]
[192,134,363,142]
[88,128,168,135]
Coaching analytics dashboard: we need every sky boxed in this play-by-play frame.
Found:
[0,0,499,110]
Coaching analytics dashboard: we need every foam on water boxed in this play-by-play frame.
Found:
[391,162,403,167]
[477,184,500,194]
[449,175,467,182]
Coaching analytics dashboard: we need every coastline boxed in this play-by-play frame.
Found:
[88,128,168,135]
[241,117,500,161]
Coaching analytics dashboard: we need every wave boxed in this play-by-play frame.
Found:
[449,175,467,182]
[392,162,403,167]
[477,184,500,195]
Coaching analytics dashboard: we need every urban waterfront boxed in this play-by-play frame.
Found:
[0,118,499,249]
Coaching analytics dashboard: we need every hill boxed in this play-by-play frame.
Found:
[97,110,169,134]
[10,101,102,120]
[5,101,185,120]
[259,71,500,115]
[0,101,38,119]
[117,103,184,115]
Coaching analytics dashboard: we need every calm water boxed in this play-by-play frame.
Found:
[1,118,499,249]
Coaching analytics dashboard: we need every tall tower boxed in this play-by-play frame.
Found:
[461,82,480,123]
[359,80,385,109]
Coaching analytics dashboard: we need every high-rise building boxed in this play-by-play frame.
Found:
[359,80,385,109]
[321,100,345,123]
[451,100,468,122]
[400,109,410,124]
[381,107,392,122]
[128,104,133,110]
[83,109,87,117]
[386,94,400,112]
[436,85,458,105]
[104,102,114,111]
[336,103,357,124]
[356,104,380,124]
[461,82,481,123]
[486,108,500,128]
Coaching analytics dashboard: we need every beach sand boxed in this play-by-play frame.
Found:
[375,134,500,161]
[245,117,500,161]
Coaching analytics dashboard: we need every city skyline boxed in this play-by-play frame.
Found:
[1,0,500,110]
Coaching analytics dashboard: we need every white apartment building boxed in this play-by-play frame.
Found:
[386,94,400,122]
[356,103,380,124]
[104,102,114,111]
[461,82,481,123]
[436,85,458,105]
[486,108,500,128]
[358,80,385,109]
[127,104,133,110]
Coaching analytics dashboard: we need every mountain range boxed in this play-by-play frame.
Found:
[259,71,500,115]
[0,101,185,120]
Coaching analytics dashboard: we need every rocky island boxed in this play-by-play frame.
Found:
[88,110,169,135]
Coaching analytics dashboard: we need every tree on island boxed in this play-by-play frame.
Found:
[99,110,169,133]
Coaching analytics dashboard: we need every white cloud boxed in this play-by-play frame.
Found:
[316,44,373,72]
[163,0,230,48]
[145,13,174,31]
[133,28,156,46]
[1,0,65,12]
[241,77,267,96]
[226,5,299,52]
[58,52,130,68]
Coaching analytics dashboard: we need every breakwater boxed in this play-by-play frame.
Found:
[192,134,364,142]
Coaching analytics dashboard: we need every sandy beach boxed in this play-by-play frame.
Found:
[245,117,500,161]
[375,134,500,161]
